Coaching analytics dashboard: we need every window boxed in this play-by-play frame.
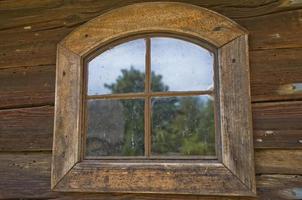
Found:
[85,36,217,159]
[52,2,256,196]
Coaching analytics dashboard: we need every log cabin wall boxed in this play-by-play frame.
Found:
[0,0,301,199]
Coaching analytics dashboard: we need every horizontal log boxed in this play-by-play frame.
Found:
[253,130,302,149]
[238,9,302,50]
[0,65,55,109]
[0,152,301,199]
[0,26,73,69]
[0,106,53,151]
[252,101,302,130]
[1,100,302,151]
[252,101,302,149]
[250,48,302,102]
[0,152,53,199]
[255,149,302,174]
[256,174,302,200]
[0,5,302,69]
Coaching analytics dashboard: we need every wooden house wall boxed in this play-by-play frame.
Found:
[0,0,302,199]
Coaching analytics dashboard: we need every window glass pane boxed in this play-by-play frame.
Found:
[151,95,215,156]
[85,99,144,157]
[151,37,214,92]
[87,39,146,95]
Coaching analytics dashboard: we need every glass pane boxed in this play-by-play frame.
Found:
[85,99,144,157]
[151,95,215,156]
[151,37,214,92]
[87,39,146,95]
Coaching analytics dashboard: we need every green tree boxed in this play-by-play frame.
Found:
[176,97,215,155]
[104,67,174,156]
[104,66,215,156]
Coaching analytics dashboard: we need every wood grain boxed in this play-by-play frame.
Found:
[253,101,302,130]
[52,3,256,195]
[238,9,302,50]
[51,45,82,188]
[0,65,55,109]
[219,35,255,192]
[60,2,246,56]
[0,26,73,69]
[254,130,302,149]
[0,152,53,199]
[250,48,302,102]
[1,152,301,199]
[55,162,251,196]
[1,3,302,69]
[257,174,302,200]
[0,106,53,152]
[0,1,301,199]
[255,149,302,175]
[253,101,302,149]
[0,0,298,31]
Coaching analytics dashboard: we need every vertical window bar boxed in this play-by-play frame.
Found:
[144,37,152,157]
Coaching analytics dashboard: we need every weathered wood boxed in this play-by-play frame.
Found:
[250,48,302,102]
[238,9,302,50]
[219,35,255,193]
[61,2,246,56]
[0,106,53,152]
[254,130,302,149]
[51,45,82,189]
[0,1,301,199]
[52,3,256,195]
[1,3,302,69]
[0,0,299,31]
[255,149,302,175]
[0,65,55,109]
[0,26,73,69]
[49,194,255,200]
[257,174,302,200]
[253,101,302,149]
[56,162,251,196]
[1,152,301,199]
[0,152,53,199]
[253,101,302,130]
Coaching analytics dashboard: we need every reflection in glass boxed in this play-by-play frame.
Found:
[87,39,146,95]
[151,37,214,92]
[85,36,217,158]
[85,99,144,157]
[151,95,215,156]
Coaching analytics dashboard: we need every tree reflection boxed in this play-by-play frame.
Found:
[86,67,215,157]
[152,96,215,156]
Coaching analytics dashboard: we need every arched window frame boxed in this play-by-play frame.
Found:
[52,2,256,196]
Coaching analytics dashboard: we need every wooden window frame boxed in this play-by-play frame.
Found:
[52,2,256,196]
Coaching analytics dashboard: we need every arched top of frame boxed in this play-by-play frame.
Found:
[60,2,247,56]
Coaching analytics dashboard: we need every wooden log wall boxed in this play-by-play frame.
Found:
[0,0,302,199]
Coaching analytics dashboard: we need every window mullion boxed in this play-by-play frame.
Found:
[144,37,152,157]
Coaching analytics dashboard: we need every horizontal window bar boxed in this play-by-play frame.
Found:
[86,90,213,100]
[85,155,217,161]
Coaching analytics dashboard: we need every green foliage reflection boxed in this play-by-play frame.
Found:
[104,67,215,156]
